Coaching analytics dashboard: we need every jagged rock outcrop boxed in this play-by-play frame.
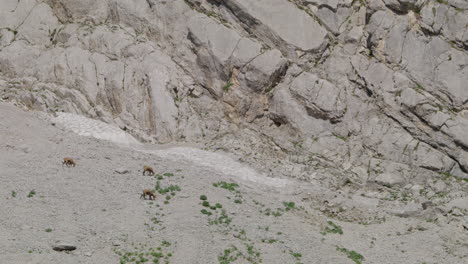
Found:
[0,0,467,190]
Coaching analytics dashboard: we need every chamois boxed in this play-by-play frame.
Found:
[62,157,76,167]
[140,189,156,200]
[143,166,154,176]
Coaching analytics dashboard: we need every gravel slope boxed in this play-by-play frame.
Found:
[0,102,466,264]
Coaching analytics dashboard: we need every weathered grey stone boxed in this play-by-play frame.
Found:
[225,0,328,52]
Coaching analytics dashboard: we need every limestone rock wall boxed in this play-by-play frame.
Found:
[0,0,467,187]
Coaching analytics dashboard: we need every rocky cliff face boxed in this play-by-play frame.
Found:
[1,0,467,189]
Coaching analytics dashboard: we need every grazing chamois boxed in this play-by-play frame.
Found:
[140,189,156,200]
[143,165,154,176]
[62,157,76,167]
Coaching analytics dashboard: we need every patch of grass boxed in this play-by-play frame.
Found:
[323,221,343,235]
[156,184,181,195]
[245,243,261,262]
[215,203,222,208]
[202,201,210,207]
[114,241,173,264]
[209,209,232,225]
[201,209,212,216]
[218,246,240,264]
[290,251,302,259]
[223,82,233,92]
[336,247,364,264]
[200,195,208,200]
[414,82,424,92]
[27,190,36,198]
[282,201,296,211]
[45,228,53,232]
[163,172,174,177]
[11,191,16,198]
[234,199,242,204]
[440,172,468,182]
[213,181,239,192]
[151,217,161,225]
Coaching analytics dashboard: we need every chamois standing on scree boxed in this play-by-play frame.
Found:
[140,189,156,200]
[143,166,154,176]
[62,157,76,167]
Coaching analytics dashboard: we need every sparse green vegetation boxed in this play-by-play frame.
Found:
[322,221,343,235]
[213,181,239,192]
[290,251,302,260]
[440,172,468,182]
[209,209,232,225]
[282,201,296,211]
[202,201,210,207]
[200,195,208,200]
[333,134,348,141]
[114,241,173,264]
[11,191,16,198]
[218,246,240,264]
[27,190,36,198]
[45,228,53,232]
[261,238,277,243]
[201,209,212,216]
[223,82,233,92]
[336,247,364,264]
[156,185,181,195]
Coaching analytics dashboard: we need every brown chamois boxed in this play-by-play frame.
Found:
[140,189,156,200]
[143,165,154,176]
[62,157,76,167]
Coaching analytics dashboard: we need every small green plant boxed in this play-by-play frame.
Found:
[213,181,239,192]
[323,221,343,235]
[215,203,222,208]
[11,191,16,198]
[27,190,36,198]
[200,195,208,200]
[234,199,242,204]
[290,251,302,259]
[336,247,364,264]
[218,246,239,264]
[261,238,277,243]
[45,228,53,232]
[283,201,296,211]
[157,185,181,194]
[163,172,174,177]
[202,201,210,207]
[201,209,212,216]
[223,82,233,92]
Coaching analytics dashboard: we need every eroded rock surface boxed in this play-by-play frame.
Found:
[0,0,467,199]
